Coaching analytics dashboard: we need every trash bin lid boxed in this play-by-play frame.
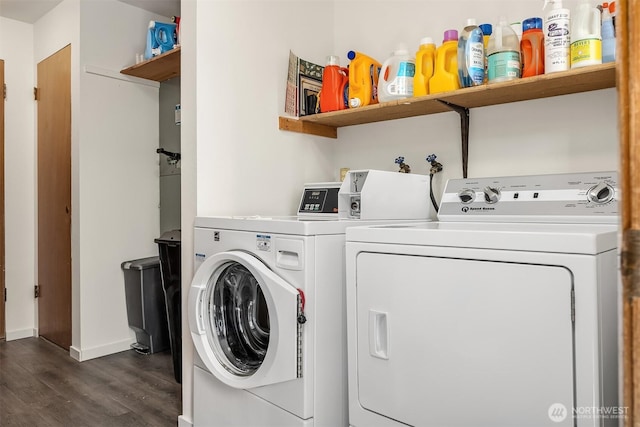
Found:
[121,256,160,271]
[155,229,181,245]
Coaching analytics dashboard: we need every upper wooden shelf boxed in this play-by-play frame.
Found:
[278,62,616,139]
[120,46,181,82]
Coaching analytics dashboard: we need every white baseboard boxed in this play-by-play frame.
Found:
[70,338,134,362]
[6,328,37,341]
[178,415,193,427]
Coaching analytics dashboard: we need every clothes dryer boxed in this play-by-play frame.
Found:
[345,172,620,427]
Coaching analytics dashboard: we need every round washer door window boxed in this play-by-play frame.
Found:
[188,250,300,389]
[206,261,270,376]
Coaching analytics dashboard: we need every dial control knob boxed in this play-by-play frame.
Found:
[483,186,501,204]
[458,189,475,204]
[587,182,615,204]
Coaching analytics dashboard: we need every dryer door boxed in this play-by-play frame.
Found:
[188,251,301,389]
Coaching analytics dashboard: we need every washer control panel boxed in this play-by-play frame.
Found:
[439,171,619,223]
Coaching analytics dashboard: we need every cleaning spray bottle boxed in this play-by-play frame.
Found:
[413,37,436,97]
[570,0,601,68]
[458,19,485,87]
[543,0,571,73]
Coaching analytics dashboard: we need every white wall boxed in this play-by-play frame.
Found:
[75,0,168,359]
[180,1,196,424]
[195,1,336,217]
[332,0,618,198]
[0,17,36,340]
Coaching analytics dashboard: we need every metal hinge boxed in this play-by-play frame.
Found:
[3,288,6,302]
[34,285,40,298]
[3,83,5,100]
[571,289,575,322]
[34,87,39,101]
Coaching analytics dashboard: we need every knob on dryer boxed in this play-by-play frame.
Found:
[458,189,475,204]
[587,182,615,204]
[483,187,501,204]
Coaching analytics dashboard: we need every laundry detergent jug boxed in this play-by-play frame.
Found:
[347,51,382,108]
[144,21,177,60]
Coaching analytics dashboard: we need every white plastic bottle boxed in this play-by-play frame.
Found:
[544,0,571,73]
[458,18,485,87]
[601,3,616,63]
[487,18,521,84]
[570,0,602,68]
[378,45,416,103]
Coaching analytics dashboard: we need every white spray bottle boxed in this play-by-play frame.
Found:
[543,0,571,73]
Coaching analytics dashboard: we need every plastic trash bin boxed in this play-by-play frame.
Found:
[155,229,182,383]
[121,256,170,354]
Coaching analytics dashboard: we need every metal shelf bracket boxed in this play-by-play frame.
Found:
[438,100,470,178]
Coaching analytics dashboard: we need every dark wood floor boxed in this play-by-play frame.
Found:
[0,337,181,426]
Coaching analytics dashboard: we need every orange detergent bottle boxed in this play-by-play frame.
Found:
[347,50,381,108]
[320,55,349,113]
[413,37,436,97]
[429,30,460,94]
[521,17,545,77]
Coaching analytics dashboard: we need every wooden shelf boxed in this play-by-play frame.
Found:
[120,46,181,82]
[279,62,616,139]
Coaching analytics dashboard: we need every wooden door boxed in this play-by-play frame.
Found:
[37,45,71,350]
[0,59,5,340]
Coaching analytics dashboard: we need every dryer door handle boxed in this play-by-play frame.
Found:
[369,310,389,360]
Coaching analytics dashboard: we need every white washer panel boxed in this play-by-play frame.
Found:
[355,253,574,427]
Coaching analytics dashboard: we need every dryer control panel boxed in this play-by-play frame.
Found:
[438,171,619,223]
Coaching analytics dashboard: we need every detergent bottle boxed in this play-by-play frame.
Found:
[521,17,545,77]
[413,37,436,97]
[609,1,616,35]
[543,0,571,73]
[571,0,602,68]
[458,19,485,87]
[347,51,382,108]
[378,45,415,103]
[429,30,460,94]
[487,18,521,84]
[601,3,615,63]
[320,55,349,113]
[144,21,177,60]
[479,24,493,82]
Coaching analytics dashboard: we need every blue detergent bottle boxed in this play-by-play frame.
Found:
[458,18,485,87]
[144,21,177,60]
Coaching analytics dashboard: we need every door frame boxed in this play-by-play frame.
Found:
[0,59,5,340]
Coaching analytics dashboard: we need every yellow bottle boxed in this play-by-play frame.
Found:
[429,30,460,94]
[413,37,436,97]
[347,50,382,108]
[479,23,493,83]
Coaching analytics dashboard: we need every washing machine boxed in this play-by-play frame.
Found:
[189,173,435,426]
[345,171,620,427]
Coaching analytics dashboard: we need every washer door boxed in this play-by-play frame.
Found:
[188,251,300,389]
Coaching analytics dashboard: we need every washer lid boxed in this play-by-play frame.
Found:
[188,251,301,389]
[346,221,618,254]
